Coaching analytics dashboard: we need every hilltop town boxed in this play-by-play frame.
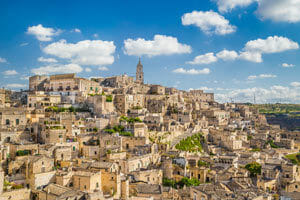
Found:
[0,60,300,200]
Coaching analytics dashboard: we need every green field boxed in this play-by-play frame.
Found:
[251,104,300,117]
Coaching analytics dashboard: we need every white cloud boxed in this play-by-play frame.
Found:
[124,35,191,57]
[85,67,92,72]
[191,36,298,64]
[20,42,29,47]
[0,57,7,63]
[243,36,299,54]
[214,0,258,12]
[20,76,30,80]
[43,39,116,66]
[291,82,300,87]
[98,66,109,71]
[248,74,277,80]
[187,53,218,65]
[6,84,27,88]
[215,85,300,103]
[181,11,236,35]
[216,49,238,61]
[172,67,210,75]
[247,75,257,80]
[73,28,81,33]
[197,86,214,91]
[282,63,295,68]
[27,24,61,41]
[257,0,300,23]
[31,63,83,75]
[38,57,57,63]
[238,51,262,63]
[238,36,298,63]
[3,70,18,76]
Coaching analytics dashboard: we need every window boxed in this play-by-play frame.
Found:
[96,182,99,188]
[5,119,10,125]
[16,119,19,125]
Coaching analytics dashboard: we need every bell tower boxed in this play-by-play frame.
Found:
[136,58,144,84]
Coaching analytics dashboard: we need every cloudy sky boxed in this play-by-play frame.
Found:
[1,0,300,103]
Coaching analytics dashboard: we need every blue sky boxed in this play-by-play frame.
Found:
[1,0,300,103]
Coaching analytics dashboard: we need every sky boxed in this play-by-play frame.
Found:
[1,0,300,103]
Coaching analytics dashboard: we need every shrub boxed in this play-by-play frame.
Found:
[245,162,261,177]
[106,95,113,102]
[175,133,204,152]
[163,178,175,187]
[198,160,209,167]
[119,131,133,137]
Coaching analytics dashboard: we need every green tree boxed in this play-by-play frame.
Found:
[245,162,261,177]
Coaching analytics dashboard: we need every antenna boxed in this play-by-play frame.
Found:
[253,93,256,104]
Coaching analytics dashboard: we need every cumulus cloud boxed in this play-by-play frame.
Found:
[31,63,83,75]
[291,82,300,87]
[187,36,298,64]
[195,86,214,91]
[216,50,238,61]
[238,51,262,63]
[243,36,299,54]
[27,24,61,41]
[3,70,18,76]
[6,84,27,88]
[214,0,258,12]
[85,67,92,72]
[247,74,277,80]
[73,28,81,33]
[172,67,210,75]
[43,39,116,66]
[181,11,236,35]
[257,0,300,23]
[38,57,57,63]
[20,76,30,80]
[282,63,295,68]
[0,57,7,63]
[187,53,218,65]
[215,85,300,103]
[98,66,109,71]
[239,36,298,63]
[123,35,191,57]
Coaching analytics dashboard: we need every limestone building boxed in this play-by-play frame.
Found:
[136,58,144,84]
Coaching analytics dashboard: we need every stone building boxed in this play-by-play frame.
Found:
[136,58,144,84]
[29,75,48,91]
[73,171,101,193]
[0,108,27,128]
[27,91,61,108]
[0,89,5,107]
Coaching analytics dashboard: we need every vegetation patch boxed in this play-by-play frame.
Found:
[175,133,204,152]
[163,177,201,188]
[119,116,142,123]
[245,162,261,177]
[285,153,300,165]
